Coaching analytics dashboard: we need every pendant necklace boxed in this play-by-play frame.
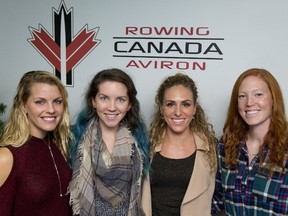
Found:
[43,136,63,197]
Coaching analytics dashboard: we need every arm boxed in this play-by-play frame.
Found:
[0,147,13,186]
[211,143,225,214]
[211,166,225,214]
[0,147,15,216]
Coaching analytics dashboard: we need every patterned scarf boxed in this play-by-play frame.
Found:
[69,118,144,216]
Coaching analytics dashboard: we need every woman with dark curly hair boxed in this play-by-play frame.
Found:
[212,68,288,215]
[142,72,217,216]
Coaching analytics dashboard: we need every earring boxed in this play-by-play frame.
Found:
[192,115,195,122]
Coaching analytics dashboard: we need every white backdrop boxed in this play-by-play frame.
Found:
[1,0,288,137]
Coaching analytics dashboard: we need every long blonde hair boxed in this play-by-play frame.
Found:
[149,73,217,171]
[0,71,72,159]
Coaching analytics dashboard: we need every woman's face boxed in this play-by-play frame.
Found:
[24,83,64,138]
[92,81,131,131]
[161,85,196,134]
[238,75,273,130]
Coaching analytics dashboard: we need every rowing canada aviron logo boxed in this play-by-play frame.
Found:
[28,1,101,86]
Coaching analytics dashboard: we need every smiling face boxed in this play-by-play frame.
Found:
[161,85,196,134]
[92,81,131,131]
[24,83,64,138]
[238,75,273,131]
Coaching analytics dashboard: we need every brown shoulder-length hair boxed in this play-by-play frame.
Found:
[83,68,141,130]
[223,68,288,169]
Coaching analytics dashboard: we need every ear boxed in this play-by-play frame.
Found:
[160,106,164,114]
[91,97,97,108]
[127,102,132,111]
[22,104,28,114]
[193,103,197,116]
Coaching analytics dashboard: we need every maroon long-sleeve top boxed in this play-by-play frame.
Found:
[0,136,72,216]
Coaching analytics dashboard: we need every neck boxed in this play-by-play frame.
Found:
[164,128,193,146]
[31,132,48,139]
[248,125,268,146]
[101,126,120,154]
[246,129,265,158]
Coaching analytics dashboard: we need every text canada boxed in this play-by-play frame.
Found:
[114,41,223,55]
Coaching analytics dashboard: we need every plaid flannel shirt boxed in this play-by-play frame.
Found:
[212,140,288,216]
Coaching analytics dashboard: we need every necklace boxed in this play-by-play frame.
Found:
[42,136,63,197]
[247,152,258,156]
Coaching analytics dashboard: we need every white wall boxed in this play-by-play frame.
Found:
[1,0,288,137]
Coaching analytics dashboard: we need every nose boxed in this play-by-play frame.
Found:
[174,104,182,117]
[246,95,254,106]
[46,102,56,113]
[107,100,116,111]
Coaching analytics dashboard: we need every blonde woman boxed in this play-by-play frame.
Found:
[0,71,72,215]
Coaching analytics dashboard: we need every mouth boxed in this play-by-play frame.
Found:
[42,116,57,122]
[245,110,259,115]
[105,114,118,119]
[171,118,185,124]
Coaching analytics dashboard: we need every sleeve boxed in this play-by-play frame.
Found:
[211,142,225,215]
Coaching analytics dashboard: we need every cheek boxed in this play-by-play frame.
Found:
[266,102,273,114]
[57,105,65,115]
[237,101,245,111]
[25,105,36,117]
[163,115,170,124]
[94,102,105,111]
[182,107,195,116]
[26,111,38,123]
[162,109,172,117]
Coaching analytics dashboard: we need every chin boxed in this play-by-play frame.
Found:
[170,128,186,133]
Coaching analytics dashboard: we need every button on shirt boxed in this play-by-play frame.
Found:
[212,140,288,216]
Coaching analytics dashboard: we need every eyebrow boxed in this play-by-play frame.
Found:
[33,96,63,100]
[164,99,192,102]
[97,93,128,98]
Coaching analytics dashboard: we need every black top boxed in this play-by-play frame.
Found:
[150,151,196,216]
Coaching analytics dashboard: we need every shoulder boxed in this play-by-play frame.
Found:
[0,147,13,165]
[0,147,14,186]
[194,132,209,150]
[283,150,288,168]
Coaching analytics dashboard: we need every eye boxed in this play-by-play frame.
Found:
[238,94,246,100]
[165,102,175,107]
[35,100,45,105]
[117,97,126,103]
[182,102,191,107]
[99,96,108,101]
[54,99,63,104]
[255,92,263,97]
